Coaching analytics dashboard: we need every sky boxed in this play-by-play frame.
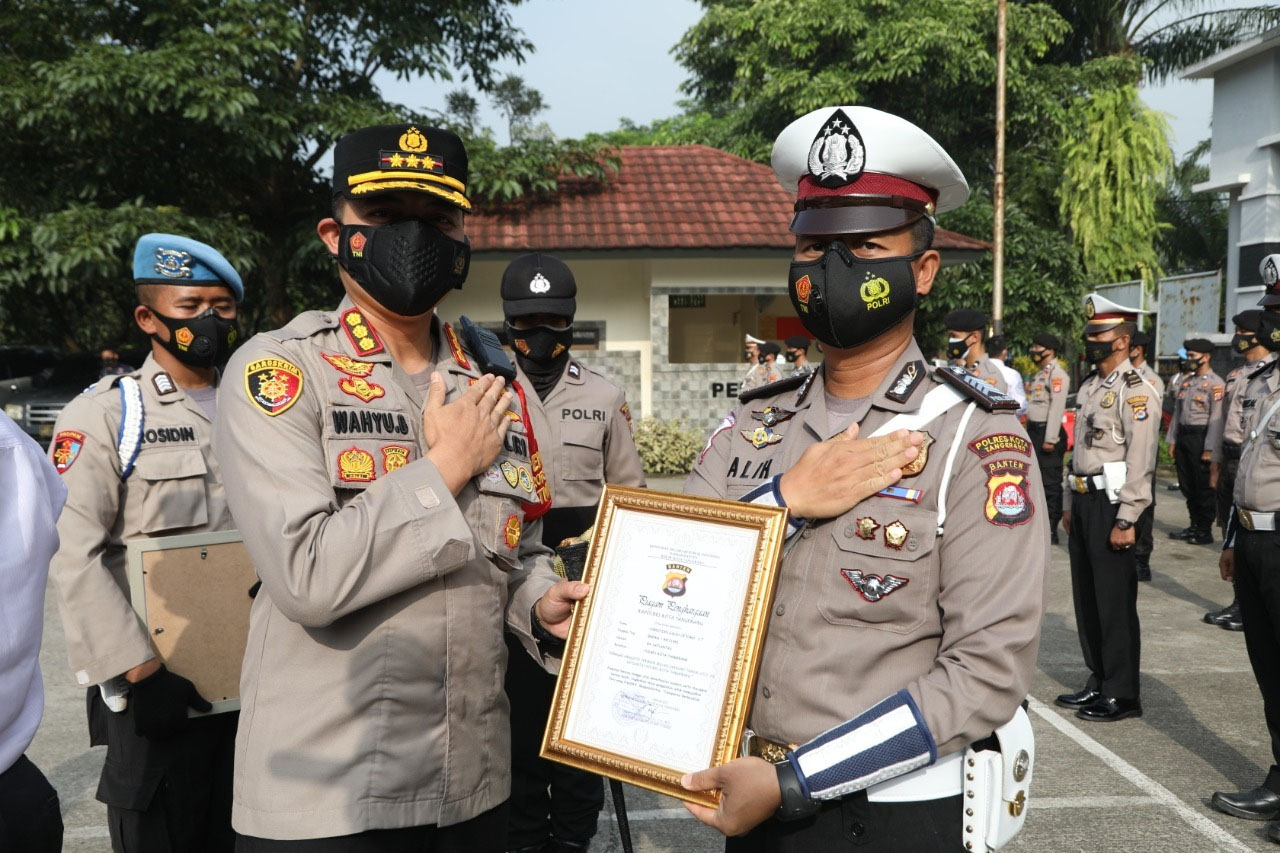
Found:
[374,0,1225,163]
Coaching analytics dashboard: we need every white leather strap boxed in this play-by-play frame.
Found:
[869,384,967,437]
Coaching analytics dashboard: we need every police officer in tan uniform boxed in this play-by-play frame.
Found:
[943,309,1007,394]
[1167,337,1224,543]
[212,124,585,851]
[677,106,1047,851]
[1204,311,1276,628]
[1127,330,1164,579]
[49,233,244,852]
[499,252,645,853]
[1026,333,1070,544]
[1211,254,1280,834]
[1056,293,1158,722]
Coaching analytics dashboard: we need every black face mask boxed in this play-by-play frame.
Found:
[149,307,239,368]
[1232,332,1257,354]
[1259,312,1280,353]
[337,219,470,317]
[506,322,573,363]
[787,241,921,349]
[1083,339,1116,365]
[785,351,800,363]
[1030,349,1050,364]
[946,337,970,361]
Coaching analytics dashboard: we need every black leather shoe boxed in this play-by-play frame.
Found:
[1054,688,1100,709]
[1187,529,1215,545]
[1267,819,1280,843]
[1075,695,1142,722]
[1051,530,1060,546]
[1167,482,1182,490]
[1211,786,1280,820]
[1220,611,1245,632]
[1169,527,1194,540]
[1208,601,1240,625]
[1137,563,1152,581]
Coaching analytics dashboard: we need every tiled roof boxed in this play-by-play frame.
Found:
[468,145,991,254]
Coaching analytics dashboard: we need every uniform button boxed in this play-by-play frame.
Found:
[906,538,918,552]
[762,686,772,698]
[776,604,786,616]
[849,822,865,837]
[802,528,813,539]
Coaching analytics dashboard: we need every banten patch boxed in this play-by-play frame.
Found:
[984,470,1034,527]
[935,365,1019,411]
[885,361,925,404]
[245,357,304,416]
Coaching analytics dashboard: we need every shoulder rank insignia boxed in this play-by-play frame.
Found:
[322,353,376,377]
[1124,370,1142,388]
[741,426,783,448]
[443,322,471,370]
[935,365,1019,411]
[739,371,809,404]
[885,361,925,404]
[51,430,86,474]
[151,372,177,395]
[840,569,908,603]
[245,357,304,416]
[568,362,582,380]
[751,406,795,427]
[340,308,385,356]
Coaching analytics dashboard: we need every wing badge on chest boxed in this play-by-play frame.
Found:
[840,569,909,602]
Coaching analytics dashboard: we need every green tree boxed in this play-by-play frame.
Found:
[0,0,616,350]
[490,74,548,143]
[1156,139,1228,274]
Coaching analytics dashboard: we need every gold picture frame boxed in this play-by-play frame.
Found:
[541,485,789,807]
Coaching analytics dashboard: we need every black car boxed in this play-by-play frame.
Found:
[4,353,104,446]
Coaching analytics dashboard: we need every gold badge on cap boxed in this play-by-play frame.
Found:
[1265,257,1279,287]
[1085,297,1096,318]
[398,126,428,153]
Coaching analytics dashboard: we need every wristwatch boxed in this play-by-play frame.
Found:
[775,759,820,821]
[1115,519,1134,531]
[530,604,565,651]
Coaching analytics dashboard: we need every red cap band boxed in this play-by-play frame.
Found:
[797,172,938,204]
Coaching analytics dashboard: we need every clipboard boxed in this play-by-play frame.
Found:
[125,529,256,715]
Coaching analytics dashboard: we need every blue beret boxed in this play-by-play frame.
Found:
[133,233,243,301]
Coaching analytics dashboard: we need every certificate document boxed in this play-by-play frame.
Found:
[542,486,788,806]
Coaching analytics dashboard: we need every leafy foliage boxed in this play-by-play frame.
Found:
[1156,140,1228,275]
[632,417,709,475]
[1058,81,1173,285]
[0,0,617,349]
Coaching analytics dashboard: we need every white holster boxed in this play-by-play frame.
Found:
[961,706,1034,852]
[1101,461,1127,505]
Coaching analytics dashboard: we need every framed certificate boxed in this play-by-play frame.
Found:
[125,529,256,715]
[541,486,789,807]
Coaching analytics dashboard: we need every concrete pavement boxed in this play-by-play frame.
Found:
[26,473,1280,851]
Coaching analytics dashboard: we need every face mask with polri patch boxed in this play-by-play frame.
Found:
[787,241,921,349]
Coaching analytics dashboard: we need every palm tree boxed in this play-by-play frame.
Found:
[1040,0,1280,82]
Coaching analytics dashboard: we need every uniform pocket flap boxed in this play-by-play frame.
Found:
[561,419,606,449]
[133,450,208,481]
[830,507,937,561]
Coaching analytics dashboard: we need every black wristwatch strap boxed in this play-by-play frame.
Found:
[530,604,565,651]
[1115,518,1134,531]
[774,759,820,821]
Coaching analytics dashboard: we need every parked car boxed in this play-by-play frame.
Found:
[0,345,63,408]
[4,353,103,446]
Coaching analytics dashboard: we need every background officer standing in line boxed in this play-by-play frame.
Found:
[1057,293,1157,722]
[499,252,646,853]
[742,335,766,388]
[1211,254,1280,835]
[943,309,1008,392]
[783,335,814,377]
[1026,333,1070,544]
[1167,338,1225,544]
[213,123,585,851]
[679,106,1046,851]
[1204,311,1275,629]
[1127,330,1164,582]
[49,234,244,852]
[985,335,1026,416]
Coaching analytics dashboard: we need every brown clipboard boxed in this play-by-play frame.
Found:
[126,530,256,714]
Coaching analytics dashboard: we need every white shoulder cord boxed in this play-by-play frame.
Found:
[1244,395,1280,454]
[935,402,978,537]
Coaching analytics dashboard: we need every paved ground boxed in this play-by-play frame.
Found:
[27,471,1280,851]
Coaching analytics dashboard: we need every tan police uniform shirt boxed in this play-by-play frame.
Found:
[743,362,783,392]
[684,340,1047,759]
[213,298,560,840]
[515,358,645,515]
[968,353,1008,394]
[1167,369,1224,445]
[1063,360,1158,524]
[1025,359,1070,445]
[1134,360,1165,400]
[48,354,233,688]
[1208,355,1276,462]
[1233,361,1280,512]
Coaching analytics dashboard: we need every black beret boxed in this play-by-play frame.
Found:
[501,253,577,318]
[1032,333,1061,351]
[332,124,470,210]
[1184,338,1214,354]
[760,342,781,357]
[1130,330,1151,348]
[986,335,1006,353]
[944,309,988,332]
[1233,310,1263,333]
[784,335,811,350]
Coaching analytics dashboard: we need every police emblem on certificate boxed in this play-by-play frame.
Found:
[541,486,788,807]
